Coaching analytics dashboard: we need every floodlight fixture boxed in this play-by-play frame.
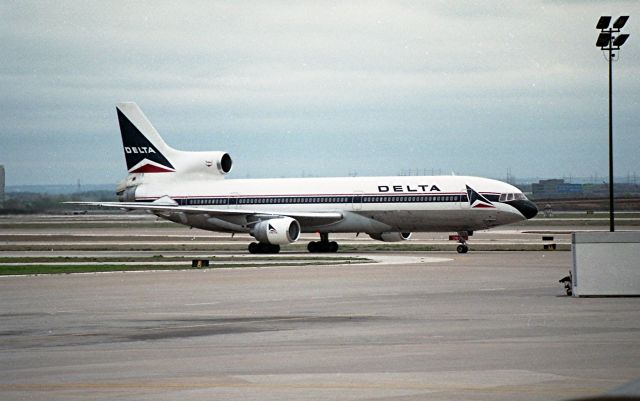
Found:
[613,33,630,47]
[596,32,611,48]
[597,16,611,29]
[613,16,629,29]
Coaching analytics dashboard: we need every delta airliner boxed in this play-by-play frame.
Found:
[73,103,537,254]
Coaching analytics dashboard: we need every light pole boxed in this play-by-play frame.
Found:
[596,16,630,232]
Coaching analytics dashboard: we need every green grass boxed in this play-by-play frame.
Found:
[0,222,178,230]
[0,255,369,263]
[0,258,375,275]
[0,264,193,275]
[515,219,640,226]
[0,241,572,253]
[338,244,438,252]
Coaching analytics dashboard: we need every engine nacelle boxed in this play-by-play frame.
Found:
[116,174,141,201]
[369,232,412,242]
[175,151,232,177]
[251,217,301,245]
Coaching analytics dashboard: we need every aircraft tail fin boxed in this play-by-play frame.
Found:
[115,102,232,177]
[116,102,176,173]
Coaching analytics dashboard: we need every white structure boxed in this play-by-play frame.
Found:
[572,232,640,296]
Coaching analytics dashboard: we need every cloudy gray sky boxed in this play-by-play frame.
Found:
[1,1,639,186]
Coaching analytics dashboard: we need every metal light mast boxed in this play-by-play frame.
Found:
[595,16,630,232]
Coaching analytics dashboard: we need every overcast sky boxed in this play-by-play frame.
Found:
[1,1,639,186]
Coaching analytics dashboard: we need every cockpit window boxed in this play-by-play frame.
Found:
[499,192,527,202]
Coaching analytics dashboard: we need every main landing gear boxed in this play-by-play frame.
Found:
[248,242,280,254]
[308,233,339,253]
[456,231,470,254]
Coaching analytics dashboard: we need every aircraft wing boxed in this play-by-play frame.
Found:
[65,201,344,226]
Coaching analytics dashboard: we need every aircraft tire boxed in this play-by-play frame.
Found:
[308,241,338,253]
[329,241,339,253]
[307,241,318,253]
[249,242,281,254]
[456,245,469,254]
[266,244,280,254]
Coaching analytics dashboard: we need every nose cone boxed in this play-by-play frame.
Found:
[506,200,538,219]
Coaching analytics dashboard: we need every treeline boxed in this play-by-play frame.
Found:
[1,190,116,214]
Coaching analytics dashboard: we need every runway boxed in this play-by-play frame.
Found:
[1,251,639,401]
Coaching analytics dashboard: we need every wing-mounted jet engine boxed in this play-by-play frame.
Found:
[369,232,412,242]
[248,217,301,254]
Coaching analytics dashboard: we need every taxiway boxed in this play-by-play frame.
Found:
[1,251,639,401]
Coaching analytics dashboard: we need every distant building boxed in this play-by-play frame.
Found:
[532,178,640,199]
[532,179,583,199]
[0,165,4,208]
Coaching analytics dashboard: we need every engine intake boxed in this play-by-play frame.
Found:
[251,217,301,245]
[369,232,412,242]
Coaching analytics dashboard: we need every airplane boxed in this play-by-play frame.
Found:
[72,102,538,254]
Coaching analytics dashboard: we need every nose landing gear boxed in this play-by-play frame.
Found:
[455,231,470,254]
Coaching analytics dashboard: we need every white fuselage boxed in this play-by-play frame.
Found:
[131,174,527,234]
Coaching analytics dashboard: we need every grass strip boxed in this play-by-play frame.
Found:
[0,243,571,252]
[0,223,178,229]
[0,260,374,275]
[0,256,370,263]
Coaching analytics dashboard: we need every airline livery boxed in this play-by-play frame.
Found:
[75,103,538,254]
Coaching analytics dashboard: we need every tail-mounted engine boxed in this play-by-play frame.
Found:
[176,151,232,177]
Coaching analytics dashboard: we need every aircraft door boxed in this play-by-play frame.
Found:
[352,191,363,210]
[228,192,239,209]
[459,188,467,209]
